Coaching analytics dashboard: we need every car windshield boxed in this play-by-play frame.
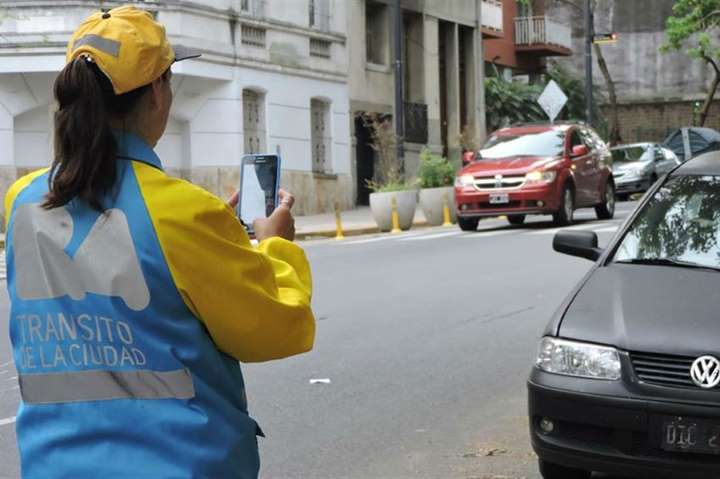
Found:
[611,146,649,163]
[480,130,566,159]
[614,175,720,269]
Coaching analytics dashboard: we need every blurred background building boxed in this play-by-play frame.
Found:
[0,0,351,218]
[0,0,577,218]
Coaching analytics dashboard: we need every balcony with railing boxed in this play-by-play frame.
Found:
[481,0,503,39]
[514,16,572,56]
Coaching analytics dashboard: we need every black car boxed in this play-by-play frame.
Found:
[528,150,720,479]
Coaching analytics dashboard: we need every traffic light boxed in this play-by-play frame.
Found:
[593,33,618,45]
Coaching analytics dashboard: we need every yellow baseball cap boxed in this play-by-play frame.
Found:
[67,5,201,95]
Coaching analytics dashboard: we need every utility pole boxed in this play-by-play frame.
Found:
[584,0,593,126]
[393,0,405,174]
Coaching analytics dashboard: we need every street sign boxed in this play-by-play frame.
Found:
[593,33,618,45]
[537,80,568,123]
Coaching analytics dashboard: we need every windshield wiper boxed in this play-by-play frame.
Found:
[615,257,720,272]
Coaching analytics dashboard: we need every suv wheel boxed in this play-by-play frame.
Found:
[507,215,525,225]
[539,460,590,479]
[595,182,616,220]
[553,185,574,226]
[457,217,479,231]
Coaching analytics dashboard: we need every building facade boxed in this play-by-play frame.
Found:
[0,0,352,222]
[482,0,572,79]
[548,0,720,143]
[349,0,492,205]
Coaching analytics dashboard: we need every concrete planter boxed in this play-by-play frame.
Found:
[419,186,457,226]
[369,190,418,231]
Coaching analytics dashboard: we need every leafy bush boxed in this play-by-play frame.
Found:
[417,149,455,189]
[484,77,545,132]
[369,180,417,193]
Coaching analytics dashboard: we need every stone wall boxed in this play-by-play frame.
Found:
[0,166,353,231]
[604,100,720,144]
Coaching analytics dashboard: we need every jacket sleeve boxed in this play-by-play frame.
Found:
[133,162,315,363]
[4,168,50,229]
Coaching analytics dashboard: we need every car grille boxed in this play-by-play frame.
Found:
[473,175,525,190]
[629,352,695,388]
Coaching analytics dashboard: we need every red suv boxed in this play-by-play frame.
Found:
[455,123,615,231]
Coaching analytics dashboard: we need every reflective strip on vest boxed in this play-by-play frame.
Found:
[19,369,195,404]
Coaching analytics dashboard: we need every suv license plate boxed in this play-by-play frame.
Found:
[661,417,720,455]
[489,193,509,204]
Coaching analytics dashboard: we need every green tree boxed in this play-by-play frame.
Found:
[662,0,720,126]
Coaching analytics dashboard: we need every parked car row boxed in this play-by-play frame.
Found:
[454,124,720,231]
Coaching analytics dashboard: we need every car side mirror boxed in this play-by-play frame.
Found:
[553,231,603,261]
[571,145,589,157]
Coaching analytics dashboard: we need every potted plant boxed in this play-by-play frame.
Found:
[364,114,417,231]
[417,148,457,226]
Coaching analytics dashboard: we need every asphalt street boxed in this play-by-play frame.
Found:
[0,203,639,479]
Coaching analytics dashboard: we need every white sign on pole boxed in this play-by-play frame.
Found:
[537,80,568,123]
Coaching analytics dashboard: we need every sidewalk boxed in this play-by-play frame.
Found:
[295,206,428,240]
[0,208,427,246]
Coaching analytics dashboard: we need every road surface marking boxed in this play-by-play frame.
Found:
[0,416,16,427]
[527,221,617,236]
[463,229,519,238]
[0,360,12,368]
[342,236,401,245]
[399,231,463,241]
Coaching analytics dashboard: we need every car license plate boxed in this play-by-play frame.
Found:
[489,193,509,204]
[661,417,720,455]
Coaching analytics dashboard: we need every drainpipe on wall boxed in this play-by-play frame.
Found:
[393,0,405,175]
[584,0,594,126]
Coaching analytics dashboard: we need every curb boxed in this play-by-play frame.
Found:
[297,220,433,241]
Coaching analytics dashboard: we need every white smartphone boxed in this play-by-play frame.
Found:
[237,154,281,234]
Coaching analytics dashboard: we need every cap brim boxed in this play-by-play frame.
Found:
[173,44,202,62]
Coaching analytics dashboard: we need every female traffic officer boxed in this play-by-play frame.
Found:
[5,5,315,479]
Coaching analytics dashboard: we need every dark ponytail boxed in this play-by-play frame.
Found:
[44,57,149,211]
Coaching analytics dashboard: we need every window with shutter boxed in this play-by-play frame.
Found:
[243,90,266,154]
[311,99,332,173]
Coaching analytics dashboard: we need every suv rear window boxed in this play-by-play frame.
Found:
[480,130,566,159]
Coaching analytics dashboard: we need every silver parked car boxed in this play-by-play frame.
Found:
[611,143,681,201]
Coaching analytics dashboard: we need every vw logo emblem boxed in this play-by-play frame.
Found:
[691,356,720,389]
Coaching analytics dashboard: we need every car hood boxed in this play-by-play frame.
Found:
[613,161,650,173]
[463,156,559,176]
[559,264,720,356]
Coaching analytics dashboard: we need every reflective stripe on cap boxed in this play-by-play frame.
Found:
[72,34,121,58]
[19,368,195,404]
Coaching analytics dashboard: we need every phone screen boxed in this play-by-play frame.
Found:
[238,155,279,227]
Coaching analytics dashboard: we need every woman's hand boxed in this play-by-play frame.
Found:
[253,190,296,242]
[227,190,239,209]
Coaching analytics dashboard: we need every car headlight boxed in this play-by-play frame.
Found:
[455,174,475,187]
[536,337,621,380]
[525,170,557,184]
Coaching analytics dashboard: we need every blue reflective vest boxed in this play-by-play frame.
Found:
[5,132,315,478]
